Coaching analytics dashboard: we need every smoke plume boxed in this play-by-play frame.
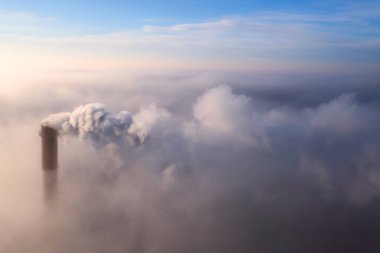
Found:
[41,103,170,148]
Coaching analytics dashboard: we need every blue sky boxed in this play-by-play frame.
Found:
[0,0,380,77]
[1,0,378,32]
[0,0,331,28]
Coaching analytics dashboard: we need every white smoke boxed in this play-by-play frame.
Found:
[41,102,170,148]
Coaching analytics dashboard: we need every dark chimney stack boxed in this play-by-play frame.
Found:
[40,126,58,205]
[41,126,58,170]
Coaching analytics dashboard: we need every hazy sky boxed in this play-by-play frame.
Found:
[1,0,380,85]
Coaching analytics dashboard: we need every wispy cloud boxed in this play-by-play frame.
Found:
[0,9,35,23]
[0,9,39,33]
[1,7,380,76]
[0,9,61,36]
[143,19,235,32]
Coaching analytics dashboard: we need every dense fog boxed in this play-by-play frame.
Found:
[1,71,380,253]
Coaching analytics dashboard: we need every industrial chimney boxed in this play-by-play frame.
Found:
[40,126,58,206]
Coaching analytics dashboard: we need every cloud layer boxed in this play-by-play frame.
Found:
[1,72,380,253]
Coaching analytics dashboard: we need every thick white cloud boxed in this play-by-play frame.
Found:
[194,85,250,133]
[1,74,380,253]
[190,85,268,147]
[308,93,364,133]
